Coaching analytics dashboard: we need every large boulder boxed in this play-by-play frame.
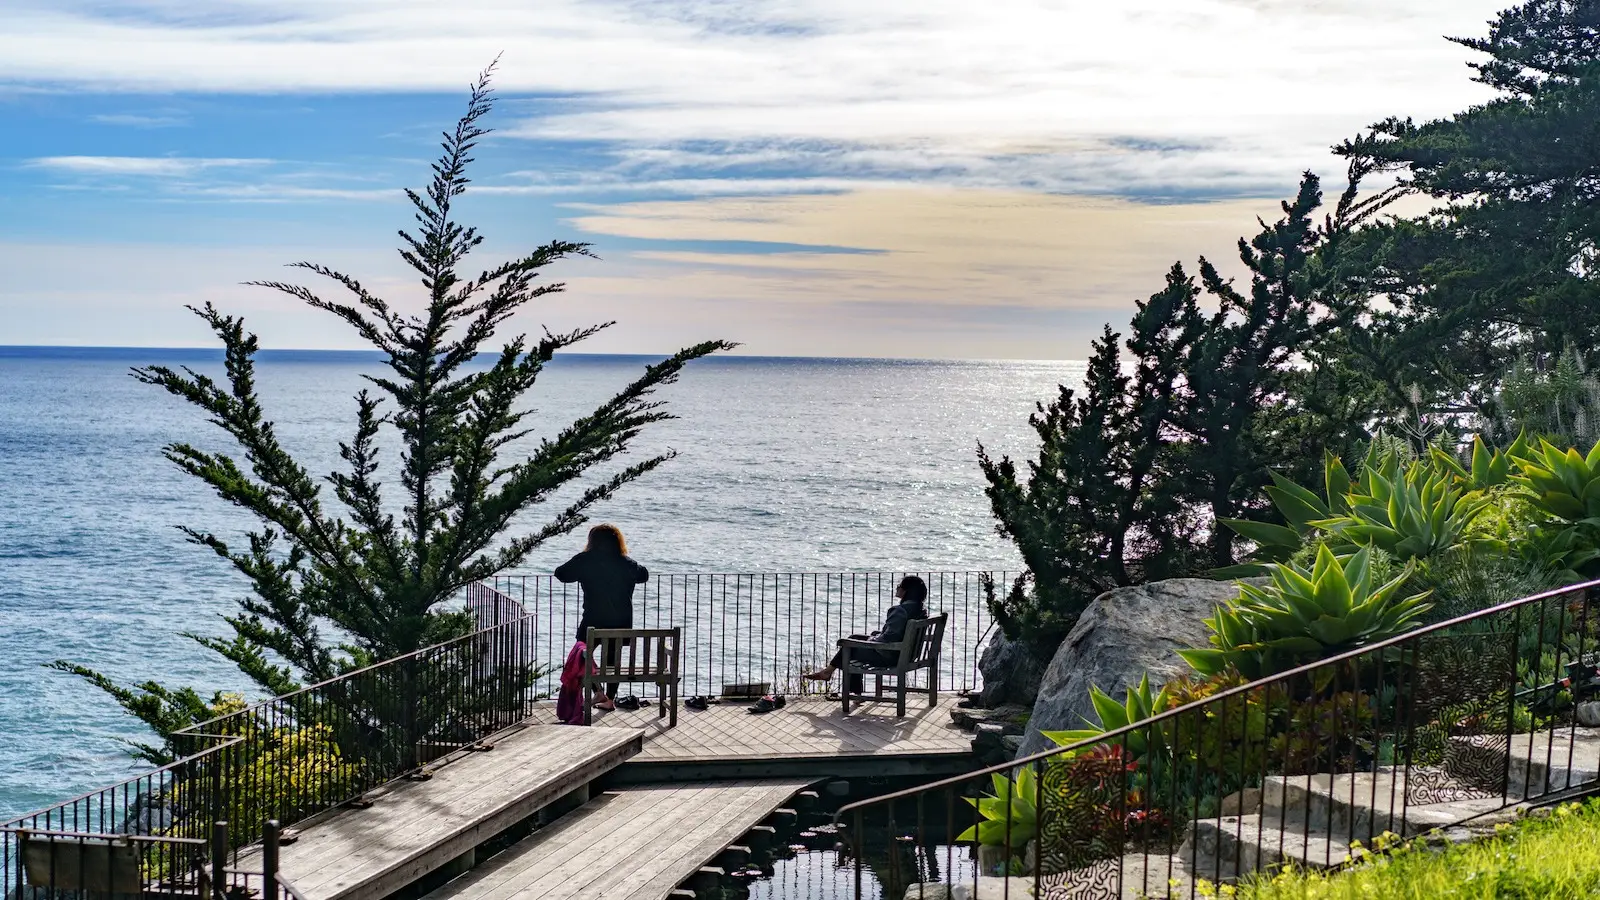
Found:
[1013,577,1243,757]
[976,630,1047,708]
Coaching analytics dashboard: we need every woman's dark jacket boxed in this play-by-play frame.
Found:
[873,598,927,645]
[555,550,649,641]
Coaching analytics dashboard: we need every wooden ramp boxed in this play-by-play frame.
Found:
[246,724,641,900]
[424,780,810,900]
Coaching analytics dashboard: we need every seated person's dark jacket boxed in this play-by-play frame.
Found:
[555,550,649,641]
[873,599,925,648]
[847,598,927,667]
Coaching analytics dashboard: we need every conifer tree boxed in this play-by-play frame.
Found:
[979,172,1386,646]
[1334,0,1600,404]
[52,64,734,754]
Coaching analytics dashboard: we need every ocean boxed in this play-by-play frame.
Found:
[0,347,1083,821]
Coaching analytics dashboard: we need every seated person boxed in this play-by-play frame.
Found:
[804,575,928,694]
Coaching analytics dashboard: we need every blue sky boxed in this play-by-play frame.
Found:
[0,0,1504,358]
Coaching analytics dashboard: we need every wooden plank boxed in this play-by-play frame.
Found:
[524,696,969,767]
[245,725,640,900]
[425,780,809,900]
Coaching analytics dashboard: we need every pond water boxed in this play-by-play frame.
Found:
[708,788,979,900]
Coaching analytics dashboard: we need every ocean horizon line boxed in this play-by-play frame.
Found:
[0,345,1086,367]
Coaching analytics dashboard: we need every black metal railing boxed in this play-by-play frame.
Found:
[835,579,1600,900]
[5,568,1001,898]
[2,611,541,892]
[485,571,1002,698]
[0,816,304,900]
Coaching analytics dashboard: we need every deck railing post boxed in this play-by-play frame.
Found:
[263,820,281,900]
[211,820,229,900]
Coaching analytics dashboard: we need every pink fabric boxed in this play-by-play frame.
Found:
[556,642,594,725]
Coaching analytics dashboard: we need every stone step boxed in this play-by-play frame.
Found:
[1261,768,1512,840]
[1447,728,1600,798]
[1180,813,1353,880]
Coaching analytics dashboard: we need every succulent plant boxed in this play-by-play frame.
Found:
[1181,545,1434,679]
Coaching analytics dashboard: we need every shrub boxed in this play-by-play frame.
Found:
[1181,546,1433,680]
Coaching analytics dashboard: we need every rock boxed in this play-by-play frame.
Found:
[951,704,1029,734]
[1015,577,1246,757]
[1577,701,1600,728]
[1220,788,1261,817]
[977,632,1048,708]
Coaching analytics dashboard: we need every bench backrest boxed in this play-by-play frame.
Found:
[19,831,143,893]
[896,613,948,670]
[583,627,682,684]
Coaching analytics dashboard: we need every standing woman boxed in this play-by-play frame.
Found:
[555,524,649,711]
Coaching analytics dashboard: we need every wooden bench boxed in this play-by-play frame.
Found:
[583,627,682,728]
[838,613,948,717]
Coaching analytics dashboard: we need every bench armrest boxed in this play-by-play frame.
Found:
[837,637,903,650]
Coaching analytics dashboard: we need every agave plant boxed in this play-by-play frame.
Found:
[1511,437,1600,525]
[1180,546,1434,679]
[956,767,1039,849]
[1313,449,1496,562]
[1429,434,1528,491]
[1216,455,1354,577]
[1040,673,1172,760]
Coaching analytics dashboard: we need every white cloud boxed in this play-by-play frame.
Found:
[27,156,271,176]
[0,0,1507,196]
[90,112,188,127]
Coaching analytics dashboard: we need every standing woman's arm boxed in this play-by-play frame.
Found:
[633,560,650,584]
[554,553,584,584]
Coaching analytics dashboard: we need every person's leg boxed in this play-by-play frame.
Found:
[603,636,621,700]
[807,635,869,682]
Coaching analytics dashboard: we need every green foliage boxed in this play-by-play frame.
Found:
[51,65,733,762]
[1511,437,1600,524]
[1488,348,1600,449]
[1235,800,1600,900]
[956,768,1038,849]
[981,173,1379,648]
[1332,0,1600,417]
[978,267,1209,647]
[42,662,242,766]
[1041,673,1171,763]
[1314,448,1496,561]
[1181,547,1432,679]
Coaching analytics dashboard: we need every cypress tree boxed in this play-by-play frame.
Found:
[52,64,734,756]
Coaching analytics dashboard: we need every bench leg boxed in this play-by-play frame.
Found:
[840,648,852,716]
[669,682,678,728]
[930,660,939,708]
[897,679,907,718]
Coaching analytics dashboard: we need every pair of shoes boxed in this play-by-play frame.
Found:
[615,695,646,712]
[685,695,720,711]
[747,694,787,714]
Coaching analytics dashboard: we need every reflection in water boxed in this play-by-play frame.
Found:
[715,809,979,900]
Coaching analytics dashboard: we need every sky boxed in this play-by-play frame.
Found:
[0,0,1508,359]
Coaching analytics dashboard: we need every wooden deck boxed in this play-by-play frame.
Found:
[526,695,974,780]
[423,780,810,900]
[244,725,641,900]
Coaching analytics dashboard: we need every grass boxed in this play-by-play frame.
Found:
[1204,799,1600,899]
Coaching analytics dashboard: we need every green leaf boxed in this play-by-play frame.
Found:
[1222,519,1304,549]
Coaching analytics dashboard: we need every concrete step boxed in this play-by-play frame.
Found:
[1447,728,1600,798]
[1261,768,1512,840]
[1179,813,1352,880]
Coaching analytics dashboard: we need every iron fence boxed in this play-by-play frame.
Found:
[835,579,1600,900]
[484,571,1002,698]
[5,568,1001,898]
[3,612,540,894]
[0,817,303,900]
